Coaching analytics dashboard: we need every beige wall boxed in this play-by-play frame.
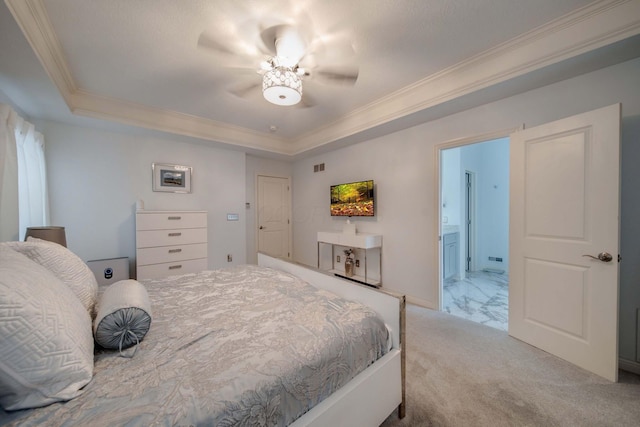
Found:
[292,57,640,364]
[38,121,247,273]
[6,57,640,369]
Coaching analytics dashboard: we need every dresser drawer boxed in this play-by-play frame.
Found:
[137,258,207,280]
[137,243,207,266]
[136,228,207,248]
[135,210,208,281]
[136,211,206,230]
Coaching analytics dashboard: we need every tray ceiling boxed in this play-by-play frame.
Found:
[2,0,640,157]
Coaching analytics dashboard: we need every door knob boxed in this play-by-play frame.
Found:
[259,226,264,230]
[582,252,613,262]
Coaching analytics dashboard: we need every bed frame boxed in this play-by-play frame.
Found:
[258,253,406,426]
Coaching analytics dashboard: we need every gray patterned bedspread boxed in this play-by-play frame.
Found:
[1,265,389,426]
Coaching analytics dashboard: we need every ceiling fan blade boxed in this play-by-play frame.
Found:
[313,67,359,86]
[197,30,236,55]
[258,24,280,56]
[298,30,359,86]
[198,18,268,59]
[306,31,357,62]
[296,92,317,108]
[258,8,315,57]
[228,82,261,99]
[260,24,306,61]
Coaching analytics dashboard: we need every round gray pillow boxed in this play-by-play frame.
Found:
[94,280,152,357]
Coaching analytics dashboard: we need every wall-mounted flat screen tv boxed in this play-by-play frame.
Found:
[330,180,375,217]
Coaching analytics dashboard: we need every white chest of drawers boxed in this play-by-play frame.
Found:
[136,210,208,280]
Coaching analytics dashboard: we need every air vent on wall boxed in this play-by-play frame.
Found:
[313,163,325,173]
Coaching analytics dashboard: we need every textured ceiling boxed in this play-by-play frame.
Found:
[2,0,640,157]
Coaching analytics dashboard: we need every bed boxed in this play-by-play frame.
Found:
[0,242,405,426]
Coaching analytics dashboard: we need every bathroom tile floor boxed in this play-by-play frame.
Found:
[442,270,509,331]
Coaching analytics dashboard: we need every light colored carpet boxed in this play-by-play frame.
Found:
[381,305,640,427]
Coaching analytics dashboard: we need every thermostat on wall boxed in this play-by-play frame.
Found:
[227,213,239,221]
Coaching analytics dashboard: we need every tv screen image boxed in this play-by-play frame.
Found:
[330,180,374,217]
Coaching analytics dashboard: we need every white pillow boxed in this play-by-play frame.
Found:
[94,280,152,357]
[3,238,98,316]
[0,245,94,411]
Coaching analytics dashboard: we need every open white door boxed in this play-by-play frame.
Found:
[257,175,291,259]
[509,104,621,381]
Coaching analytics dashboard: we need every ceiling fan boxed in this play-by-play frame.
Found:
[197,17,359,107]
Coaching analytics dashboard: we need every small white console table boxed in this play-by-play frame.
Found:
[317,231,382,287]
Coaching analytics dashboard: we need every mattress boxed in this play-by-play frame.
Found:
[1,264,389,426]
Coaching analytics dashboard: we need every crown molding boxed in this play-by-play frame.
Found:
[292,0,640,155]
[70,89,290,153]
[5,0,292,154]
[6,0,640,157]
[5,0,76,103]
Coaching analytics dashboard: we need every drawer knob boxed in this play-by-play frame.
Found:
[168,216,182,220]
[168,232,182,237]
[168,248,182,254]
[168,265,183,270]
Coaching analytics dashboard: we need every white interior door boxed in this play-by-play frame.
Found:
[509,104,621,381]
[257,175,291,259]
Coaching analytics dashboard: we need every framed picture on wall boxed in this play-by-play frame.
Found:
[152,163,192,193]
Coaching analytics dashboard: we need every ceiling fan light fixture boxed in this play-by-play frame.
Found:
[262,66,302,106]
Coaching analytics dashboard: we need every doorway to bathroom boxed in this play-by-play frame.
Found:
[440,137,510,330]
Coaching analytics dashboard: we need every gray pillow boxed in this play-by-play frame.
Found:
[93,280,152,357]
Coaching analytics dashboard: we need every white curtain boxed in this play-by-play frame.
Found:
[0,105,20,241]
[0,104,49,241]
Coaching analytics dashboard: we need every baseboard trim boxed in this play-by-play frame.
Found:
[619,358,640,375]
[406,295,437,310]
